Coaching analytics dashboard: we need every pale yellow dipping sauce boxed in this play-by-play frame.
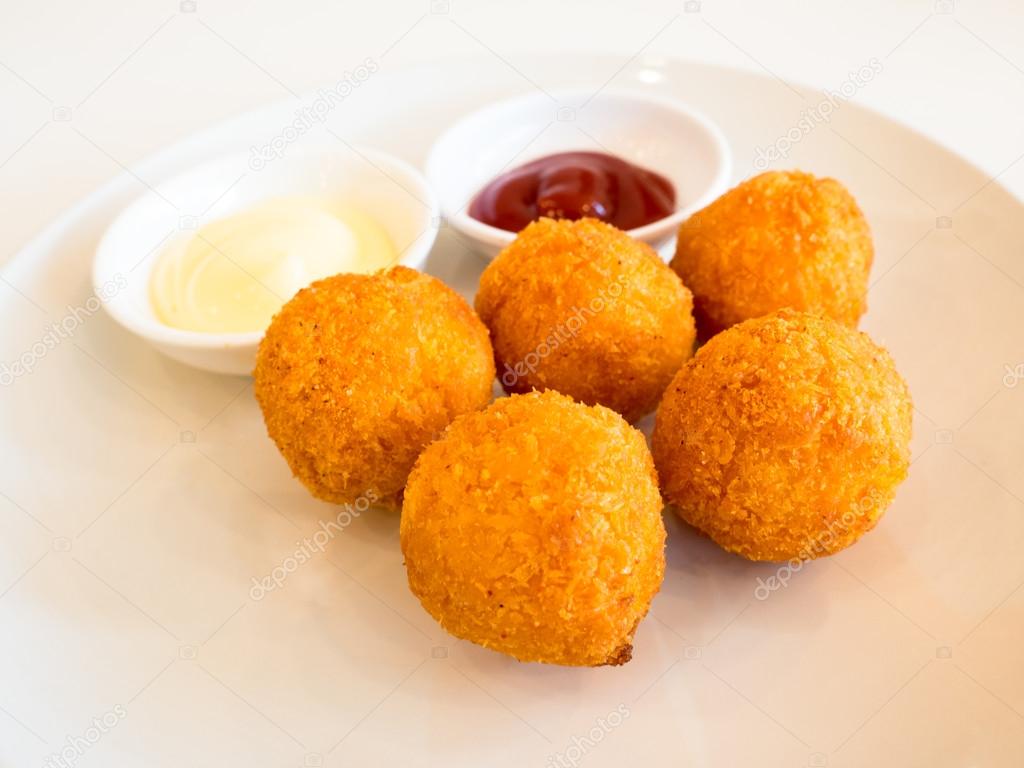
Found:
[150,197,396,333]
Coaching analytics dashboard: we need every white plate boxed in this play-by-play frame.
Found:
[3,54,1024,768]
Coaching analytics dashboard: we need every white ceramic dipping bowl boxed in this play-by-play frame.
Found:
[426,89,732,260]
[93,146,439,376]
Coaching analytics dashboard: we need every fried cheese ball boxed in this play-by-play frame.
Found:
[254,266,495,507]
[652,310,911,562]
[475,218,696,422]
[401,390,666,666]
[672,170,873,338]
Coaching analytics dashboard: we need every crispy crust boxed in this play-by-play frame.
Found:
[671,170,873,339]
[475,218,696,422]
[253,266,495,507]
[652,309,912,562]
[401,390,666,666]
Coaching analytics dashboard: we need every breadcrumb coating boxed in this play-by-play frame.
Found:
[401,390,666,666]
[652,310,911,562]
[254,266,495,507]
[671,170,873,338]
[475,218,696,422]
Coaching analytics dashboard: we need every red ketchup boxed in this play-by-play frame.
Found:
[468,151,675,232]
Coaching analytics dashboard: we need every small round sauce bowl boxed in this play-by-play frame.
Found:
[426,89,732,260]
[92,146,439,376]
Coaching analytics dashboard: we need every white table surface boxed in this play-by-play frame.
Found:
[1,0,1023,266]
[2,2,1024,766]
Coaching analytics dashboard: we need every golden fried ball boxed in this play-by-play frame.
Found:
[254,266,495,507]
[672,170,873,338]
[475,218,696,422]
[652,309,911,562]
[401,390,666,666]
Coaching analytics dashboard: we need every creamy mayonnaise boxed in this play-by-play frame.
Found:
[151,197,396,333]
